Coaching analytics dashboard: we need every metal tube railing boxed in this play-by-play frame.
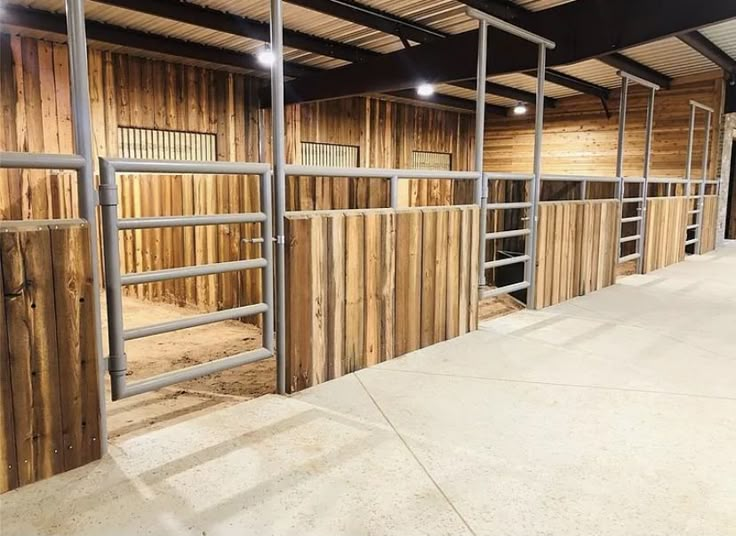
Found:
[99,157,275,401]
[0,151,86,170]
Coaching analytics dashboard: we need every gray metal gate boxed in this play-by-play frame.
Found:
[98,158,276,400]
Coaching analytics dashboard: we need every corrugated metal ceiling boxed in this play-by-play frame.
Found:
[2,0,735,109]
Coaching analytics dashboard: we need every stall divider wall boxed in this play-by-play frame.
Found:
[534,200,619,308]
[284,205,479,393]
[0,220,101,494]
[643,196,689,273]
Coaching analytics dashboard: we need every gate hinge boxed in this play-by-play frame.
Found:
[98,184,119,207]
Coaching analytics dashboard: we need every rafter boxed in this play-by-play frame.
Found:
[597,53,672,89]
[453,0,526,21]
[388,90,508,116]
[280,0,736,104]
[451,79,557,107]
[536,69,611,100]
[678,31,736,80]
[95,0,378,64]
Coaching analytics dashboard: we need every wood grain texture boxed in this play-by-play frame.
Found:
[699,195,718,254]
[534,200,620,308]
[284,206,477,393]
[643,197,689,273]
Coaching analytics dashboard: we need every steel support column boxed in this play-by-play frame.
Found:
[65,0,107,454]
[475,20,488,287]
[637,87,656,273]
[270,0,287,395]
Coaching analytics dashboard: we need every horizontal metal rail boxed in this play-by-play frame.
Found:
[619,70,660,90]
[621,216,642,223]
[285,164,480,180]
[118,213,267,229]
[121,258,266,286]
[121,347,273,399]
[619,252,641,263]
[486,202,532,210]
[484,172,534,181]
[540,174,619,183]
[686,224,699,230]
[124,303,268,341]
[648,177,689,184]
[689,100,715,113]
[689,209,701,214]
[466,7,556,49]
[0,151,86,170]
[104,158,271,175]
[484,255,530,270]
[486,228,530,240]
[685,238,699,245]
[622,197,644,203]
[483,281,531,298]
[620,234,641,244]
[622,176,646,183]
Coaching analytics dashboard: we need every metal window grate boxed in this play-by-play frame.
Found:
[117,127,217,161]
[301,141,359,168]
[412,150,452,171]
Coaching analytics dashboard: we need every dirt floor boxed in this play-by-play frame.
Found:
[478,293,524,321]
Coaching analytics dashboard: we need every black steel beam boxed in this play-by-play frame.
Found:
[285,0,447,44]
[95,0,378,64]
[281,0,736,103]
[678,31,736,80]
[597,53,672,89]
[524,69,611,100]
[2,5,317,78]
[388,90,508,116]
[452,79,557,107]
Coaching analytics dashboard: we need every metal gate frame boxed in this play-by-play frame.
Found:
[466,7,556,309]
[98,158,276,400]
[684,100,716,253]
[615,71,659,272]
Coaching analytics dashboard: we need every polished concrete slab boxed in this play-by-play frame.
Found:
[1,244,734,535]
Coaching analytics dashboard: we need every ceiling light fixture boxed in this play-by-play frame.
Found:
[416,83,435,97]
[257,47,276,67]
[513,102,528,115]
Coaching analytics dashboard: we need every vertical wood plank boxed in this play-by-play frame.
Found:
[344,213,365,373]
[445,208,461,340]
[394,210,422,355]
[0,255,19,493]
[326,214,345,378]
[420,208,437,347]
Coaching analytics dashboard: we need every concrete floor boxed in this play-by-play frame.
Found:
[2,244,735,536]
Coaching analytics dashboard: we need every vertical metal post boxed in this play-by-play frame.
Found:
[615,77,628,262]
[580,180,587,201]
[474,20,488,287]
[684,104,696,199]
[637,87,655,274]
[526,43,546,309]
[66,0,107,452]
[99,161,127,402]
[389,175,399,208]
[696,110,712,253]
[259,172,275,353]
[270,0,287,395]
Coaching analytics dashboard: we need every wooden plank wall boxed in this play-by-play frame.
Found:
[0,220,100,494]
[284,206,479,393]
[699,195,719,254]
[534,200,619,308]
[264,97,475,211]
[643,197,689,273]
[485,73,723,181]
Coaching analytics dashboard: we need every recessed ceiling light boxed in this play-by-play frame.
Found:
[416,83,435,97]
[257,48,276,67]
[513,103,528,115]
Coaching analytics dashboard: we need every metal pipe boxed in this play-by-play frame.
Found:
[689,100,715,113]
[119,347,273,400]
[284,164,479,180]
[621,216,642,223]
[541,174,619,183]
[0,151,86,170]
[623,197,644,203]
[526,43,546,309]
[685,238,699,245]
[66,0,107,453]
[104,158,270,175]
[620,234,641,244]
[484,280,530,298]
[486,201,532,210]
[637,87,656,273]
[389,175,399,208]
[475,20,488,287]
[484,172,534,180]
[120,258,266,286]
[118,212,266,229]
[259,171,275,355]
[617,70,660,90]
[99,160,128,403]
[486,228,530,240]
[124,303,268,340]
[270,0,287,395]
[696,109,712,254]
[618,252,641,263]
[615,76,628,263]
[465,7,556,49]
[684,103,696,199]
[484,254,530,269]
